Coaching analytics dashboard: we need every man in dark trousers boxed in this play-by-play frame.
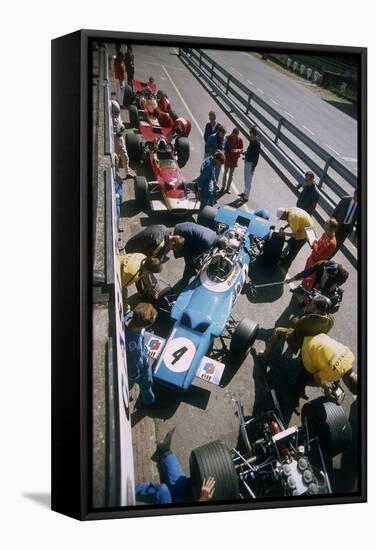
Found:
[330,189,358,255]
[239,126,261,203]
[297,171,320,215]
[203,110,220,147]
[174,221,227,286]
[124,45,135,87]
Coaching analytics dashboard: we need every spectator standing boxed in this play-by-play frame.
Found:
[124,45,135,87]
[204,110,220,146]
[205,125,226,182]
[111,95,131,178]
[297,171,320,215]
[239,126,261,203]
[330,189,358,255]
[197,151,224,212]
[113,154,124,232]
[221,128,243,194]
[276,206,314,267]
[114,51,126,105]
[124,303,158,406]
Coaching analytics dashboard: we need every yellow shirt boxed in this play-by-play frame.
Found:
[302,333,354,384]
[119,253,146,288]
[287,207,313,240]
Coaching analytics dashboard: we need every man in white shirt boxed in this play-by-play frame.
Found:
[331,189,358,255]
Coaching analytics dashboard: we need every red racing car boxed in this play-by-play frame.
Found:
[125,133,198,215]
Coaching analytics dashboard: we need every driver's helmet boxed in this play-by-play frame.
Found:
[206,252,233,282]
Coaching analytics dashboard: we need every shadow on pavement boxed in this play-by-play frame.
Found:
[245,261,286,303]
[131,384,211,428]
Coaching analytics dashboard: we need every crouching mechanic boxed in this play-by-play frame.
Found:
[124,303,158,406]
[119,253,162,307]
[259,295,334,366]
[136,429,216,504]
[285,260,349,296]
[299,333,357,397]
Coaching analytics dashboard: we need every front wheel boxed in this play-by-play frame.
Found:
[175,137,190,168]
[125,133,143,163]
[128,104,140,128]
[230,318,259,359]
[134,176,149,208]
[123,84,135,107]
[197,205,217,229]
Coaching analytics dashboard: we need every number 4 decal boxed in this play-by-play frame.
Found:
[171,346,188,365]
[164,337,196,373]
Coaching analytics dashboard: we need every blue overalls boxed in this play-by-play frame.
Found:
[124,312,155,405]
[197,156,217,211]
[135,451,190,504]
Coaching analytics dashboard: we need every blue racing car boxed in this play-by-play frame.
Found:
[146,205,282,392]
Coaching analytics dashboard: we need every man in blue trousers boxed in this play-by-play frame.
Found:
[197,150,225,211]
[135,429,216,504]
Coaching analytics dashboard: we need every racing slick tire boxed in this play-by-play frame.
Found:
[123,84,135,107]
[128,104,140,128]
[260,229,285,267]
[189,440,240,501]
[134,176,149,208]
[175,137,190,168]
[197,205,217,229]
[301,397,352,458]
[230,318,259,359]
[125,133,143,163]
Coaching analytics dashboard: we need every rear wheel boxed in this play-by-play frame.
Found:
[175,137,190,168]
[197,205,217,229]
[128,104,140,128]
[261,229,285,267]
[230,318,259,359]
[134,176,149,208]
[301,397,352,458]
[125,133,142,163]
[189,440,240,501]
[123,84,135,107]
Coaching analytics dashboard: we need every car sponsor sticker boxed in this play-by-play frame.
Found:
[196,357,225,385]
[163,337,196,373]
[145,335,165,361]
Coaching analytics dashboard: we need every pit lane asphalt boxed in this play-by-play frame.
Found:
[204,49,358,174]
[119,44,358,493]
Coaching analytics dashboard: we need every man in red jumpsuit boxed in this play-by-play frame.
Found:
[221,127,243,193]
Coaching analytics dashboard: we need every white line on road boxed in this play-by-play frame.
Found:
[284,110,295,118]
[257,88,265,94]
[303,125,315,136]
[269,98,279,106]
[325,144,340,156]
[238,72,243,77]
[161,64,250,212]
[341,156,357,163]
[246,79,254,86]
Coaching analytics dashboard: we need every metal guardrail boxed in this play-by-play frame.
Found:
[103,47,113,156]
[179,48,357,219]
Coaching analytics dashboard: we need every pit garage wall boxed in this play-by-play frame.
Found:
[92,43,135,508]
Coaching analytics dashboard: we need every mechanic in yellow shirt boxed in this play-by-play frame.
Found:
[276,206,314,267]
[118,253,162,308]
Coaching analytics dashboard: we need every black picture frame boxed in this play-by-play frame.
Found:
[51,29,367,520]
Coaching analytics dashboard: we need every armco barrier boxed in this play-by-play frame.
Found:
[179,49,357,213]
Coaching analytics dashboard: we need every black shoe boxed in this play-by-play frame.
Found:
[238,192,245,198]
[256,352,268,369]
[157,428,175,456]
[226,188,231,194]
